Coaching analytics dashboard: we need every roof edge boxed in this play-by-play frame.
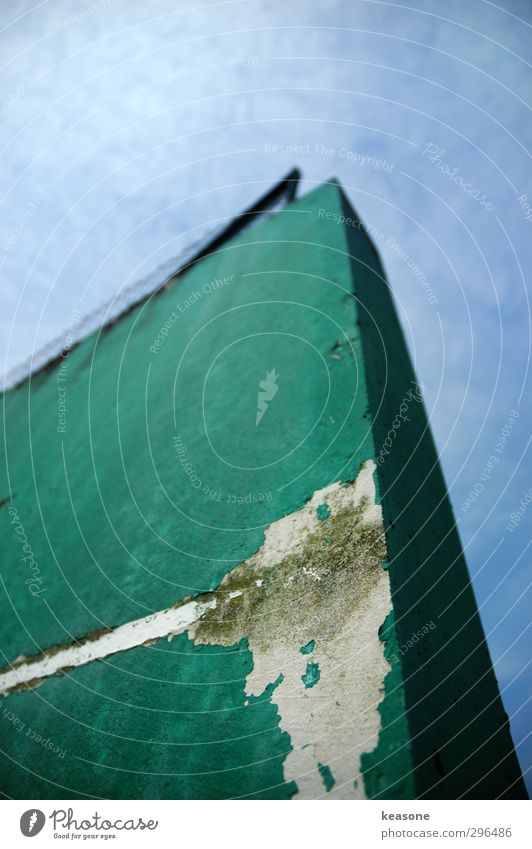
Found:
[2,169,302,393]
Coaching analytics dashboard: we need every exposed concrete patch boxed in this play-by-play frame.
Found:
[191,460,392,799]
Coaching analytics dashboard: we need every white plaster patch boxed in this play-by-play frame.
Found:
[246,569,390,799]
[191,460,393,799]
[251,459,378,573]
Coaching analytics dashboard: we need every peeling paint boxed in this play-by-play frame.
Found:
[301,661,320,689]
[318,762,335,792]
[316,503,330,521]
[300,640,316,655]
[191,460,392,799]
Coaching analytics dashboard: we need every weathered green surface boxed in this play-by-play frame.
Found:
[0,179,525,799]
[1,181,370,662]
[0,634,294,799]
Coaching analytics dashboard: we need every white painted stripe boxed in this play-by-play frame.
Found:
[0,598,216,695]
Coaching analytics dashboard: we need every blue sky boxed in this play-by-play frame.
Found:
[1,0,530,791]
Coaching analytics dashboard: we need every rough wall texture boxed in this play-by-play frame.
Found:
[0,180,525,799]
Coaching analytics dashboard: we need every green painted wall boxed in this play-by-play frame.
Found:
[0,180,525,799]
[1,635,294,800]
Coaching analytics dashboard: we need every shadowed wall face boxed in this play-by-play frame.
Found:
[338,187,526,800]
[0,182,524,800]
